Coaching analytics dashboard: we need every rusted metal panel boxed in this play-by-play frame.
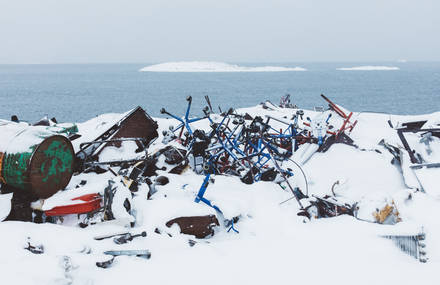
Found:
[76,106,158,163]
[107,107,158,145]
[166,215,220,239]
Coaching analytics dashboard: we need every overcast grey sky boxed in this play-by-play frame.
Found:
[0,0,438,64]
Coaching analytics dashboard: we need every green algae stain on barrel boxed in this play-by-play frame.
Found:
[0,127,75,199]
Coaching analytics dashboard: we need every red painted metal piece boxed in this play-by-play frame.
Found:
[178,127,185,141]
[336,112,353,137]
[217,153,230,173]
[72,193,100,202]
[320,94,358,137]
[321,94,347,118]
[45,193,102,216]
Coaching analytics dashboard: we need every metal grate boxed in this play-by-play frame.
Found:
[382,232,427,263]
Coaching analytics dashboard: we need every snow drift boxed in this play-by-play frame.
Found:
[139,61,307,72]
[337,66,400,71]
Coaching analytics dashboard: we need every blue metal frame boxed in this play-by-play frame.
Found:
[161,96,207,136]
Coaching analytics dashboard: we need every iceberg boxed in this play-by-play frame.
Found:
[139,61,306,72]
[337,66,400,71]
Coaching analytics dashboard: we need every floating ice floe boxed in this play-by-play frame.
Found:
[337,66,400,71]
[139,61,307,72]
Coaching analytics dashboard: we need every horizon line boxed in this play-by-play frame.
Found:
[1,60,440,65]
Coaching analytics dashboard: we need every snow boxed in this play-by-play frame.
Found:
[1,103,440,284]
[0,121,76,153]
[0,193,13,221]
[0,121,34,152]
[98,141,142,163]
[139,61,307,72]
[337,66,400,71]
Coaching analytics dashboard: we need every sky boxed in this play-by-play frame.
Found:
[0,0,439,64]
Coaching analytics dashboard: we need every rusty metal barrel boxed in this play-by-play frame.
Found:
[0,123,75,198]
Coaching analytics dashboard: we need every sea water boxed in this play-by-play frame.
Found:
[0,62,439,123]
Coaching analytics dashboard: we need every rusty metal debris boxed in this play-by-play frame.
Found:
[166,215,220,238]
[298,194,357,220]
[75,106,158,172]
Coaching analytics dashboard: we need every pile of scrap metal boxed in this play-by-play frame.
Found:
[4,96,436,270]
[160,95,357,175]
[0,106,224,240]
[157,95,360,224]
[0,94,362,242]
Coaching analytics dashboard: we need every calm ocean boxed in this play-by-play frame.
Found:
[0,62,439,123]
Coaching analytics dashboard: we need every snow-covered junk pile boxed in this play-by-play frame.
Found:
[1,94,439,283]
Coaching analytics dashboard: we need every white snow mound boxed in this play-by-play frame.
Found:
[139,61,306,72]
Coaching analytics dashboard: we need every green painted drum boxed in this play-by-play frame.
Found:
[0,127,75,199]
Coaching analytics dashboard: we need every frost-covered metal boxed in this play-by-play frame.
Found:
[382,232,427,263]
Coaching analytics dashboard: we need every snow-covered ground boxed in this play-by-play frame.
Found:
[139,61,306,72]
[1,103,439,285]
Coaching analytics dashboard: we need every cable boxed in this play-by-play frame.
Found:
[287,158,309,196]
